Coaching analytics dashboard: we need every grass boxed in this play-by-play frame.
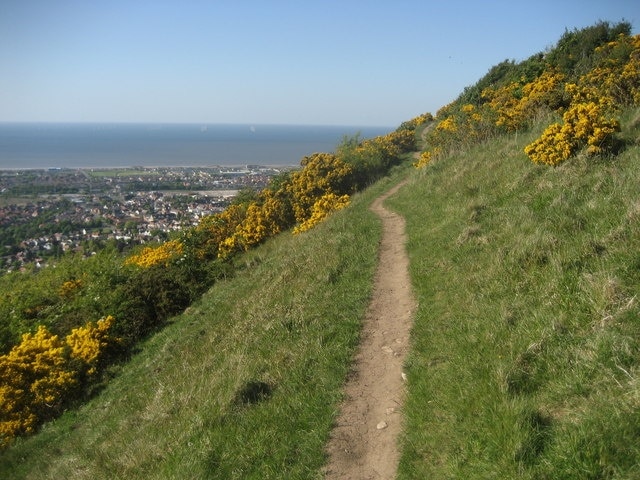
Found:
[390,107,640,478]
[0,168,407,479]
[2,108,640,478]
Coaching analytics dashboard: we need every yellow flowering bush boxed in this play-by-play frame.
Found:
[124,239,184,268]
[65,315,118,377]
[436,116,458,133]
[59,279,83,299]
[413,150,432,168]
[563,100,620,154]
[397,112,433,131]
[0,317,117,447]
[482,81,522,131]
[190,204,246,260]
[236,203,275,246]
[0,326,75,446]
[482,71,566,132]
[206,151,361,257]
[522,33,640,165]
[585,33,640,106]
[339,134,404,189]
[523,123,573,166]
[425,102,496,157]
[346,130,415,166]
[217,189,293,258]
[287,152,353,226]
[195,149,361,258]
[382,129,417,153]
[293,193,350,234]
[524,82,620,165]
[421,28,636,167]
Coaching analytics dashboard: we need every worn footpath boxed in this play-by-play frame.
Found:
[324,181,416,479]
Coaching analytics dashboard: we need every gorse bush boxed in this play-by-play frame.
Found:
[413,150,432,169]
[65,315,118,377]
[522,33,639,165]
[524,92,621,165]
[58,279,83,299]
[124,239,184,268]
[482,70,567,132]
[293,192,351,234]
[178,128,415,260]
[0,316,118,447]
[415,22,639,168]
[287,152,354,226]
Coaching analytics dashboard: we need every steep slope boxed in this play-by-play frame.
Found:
[392,107,640,478]
[0,171,408,479]
[3,111,639,476]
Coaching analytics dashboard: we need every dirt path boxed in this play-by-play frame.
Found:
[324,181,416,479]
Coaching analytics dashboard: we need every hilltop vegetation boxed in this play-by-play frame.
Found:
[415,20,636,168]
[1,19,639,478]
[398,20,640,478]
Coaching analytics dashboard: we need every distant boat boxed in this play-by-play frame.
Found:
[200,125,208,132]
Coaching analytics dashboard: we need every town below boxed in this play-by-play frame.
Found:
[0,165,294,272]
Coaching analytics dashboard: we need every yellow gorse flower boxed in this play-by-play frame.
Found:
[0,317,117,448]
[436,116,458,133]
[59,279,83,299]
[287,152,353,226]
[523,34,637,164]
[413,150,432,169]
[66,315,116,376]
[293,193,350,234]
[125,239,184,268]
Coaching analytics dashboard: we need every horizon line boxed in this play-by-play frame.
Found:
[0,120,397,129]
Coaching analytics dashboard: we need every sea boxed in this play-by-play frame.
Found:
[0,123,393,170]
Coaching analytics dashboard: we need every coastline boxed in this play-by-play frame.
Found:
[0,123,393,171]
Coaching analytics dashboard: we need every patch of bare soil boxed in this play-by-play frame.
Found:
[324,181,416,479]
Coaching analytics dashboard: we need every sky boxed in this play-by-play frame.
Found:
[1,0,638,127]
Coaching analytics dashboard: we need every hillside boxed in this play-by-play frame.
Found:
[2,20,640,478]
[4,115,639,480]
[0,171,409,479]
[394,106,640,478]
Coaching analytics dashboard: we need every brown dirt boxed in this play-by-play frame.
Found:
[324,181,416,479]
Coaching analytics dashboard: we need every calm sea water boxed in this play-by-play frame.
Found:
[0,123,393,169]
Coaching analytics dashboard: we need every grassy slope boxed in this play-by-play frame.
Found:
[391,108,640,478]
[0,171,405,480]
[2,109,639,478]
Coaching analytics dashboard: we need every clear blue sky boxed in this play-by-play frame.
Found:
[1,0,637,127]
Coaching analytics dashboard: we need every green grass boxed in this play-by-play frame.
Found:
[0,169,406,479]
[2,108,640,478]
[390,107,640,478]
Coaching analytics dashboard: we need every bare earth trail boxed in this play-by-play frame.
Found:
[324,181,417,479]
